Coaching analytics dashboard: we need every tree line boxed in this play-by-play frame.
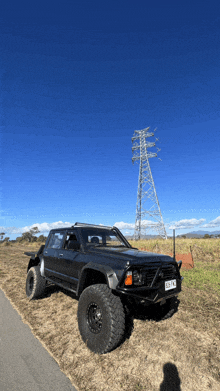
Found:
[0,227,47,243]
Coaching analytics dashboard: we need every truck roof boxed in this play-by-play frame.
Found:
[49,222,115,232]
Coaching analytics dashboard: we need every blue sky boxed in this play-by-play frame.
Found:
[1,1,220,240]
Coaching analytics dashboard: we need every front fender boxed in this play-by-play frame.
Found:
[77,262,119,296]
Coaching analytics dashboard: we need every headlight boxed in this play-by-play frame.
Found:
[133,270,144,285]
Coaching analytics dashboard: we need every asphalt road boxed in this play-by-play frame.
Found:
[0,288,78,391]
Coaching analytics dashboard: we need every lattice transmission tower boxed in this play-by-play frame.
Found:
[131,127,167,240]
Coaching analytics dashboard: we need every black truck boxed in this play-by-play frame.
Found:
[25,222,183,354]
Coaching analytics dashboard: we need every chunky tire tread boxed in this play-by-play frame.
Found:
[26,266,46,300]
[77,284,125,354]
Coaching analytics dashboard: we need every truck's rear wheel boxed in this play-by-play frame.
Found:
[26,266,46,300]
[77,284,125,354]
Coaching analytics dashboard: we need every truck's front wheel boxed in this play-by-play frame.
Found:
[26,266,46,300]
[77,284,125,354]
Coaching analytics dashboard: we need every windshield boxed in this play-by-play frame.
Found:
[80,228,129,248]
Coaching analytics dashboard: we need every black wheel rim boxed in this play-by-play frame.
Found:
[87,302,102,334]
[29,276,34,292]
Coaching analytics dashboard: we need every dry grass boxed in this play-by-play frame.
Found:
[0,238,220,391]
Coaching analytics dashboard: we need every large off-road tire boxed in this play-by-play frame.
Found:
[26,266,46,300]
[77,284,126,354]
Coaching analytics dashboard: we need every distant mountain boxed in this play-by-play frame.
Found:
[125,230,220,240]
[177,230,220,238]
[186,230,220,235]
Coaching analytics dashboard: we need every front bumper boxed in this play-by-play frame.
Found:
[116,277,183,304]
[116,258,183,304]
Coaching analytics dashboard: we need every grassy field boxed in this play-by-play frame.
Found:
[0,238,220,391]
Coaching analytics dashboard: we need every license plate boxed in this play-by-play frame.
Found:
[165,279,176,291]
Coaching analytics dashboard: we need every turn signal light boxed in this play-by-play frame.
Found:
[125,271,132,286]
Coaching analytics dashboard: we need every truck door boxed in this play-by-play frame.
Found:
[43,231,66,281]
[57,230,81,287]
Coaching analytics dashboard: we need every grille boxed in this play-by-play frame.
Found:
[139,264,177,287]
[159,264,177,280]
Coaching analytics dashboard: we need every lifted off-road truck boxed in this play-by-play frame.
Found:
[25,222,183,354]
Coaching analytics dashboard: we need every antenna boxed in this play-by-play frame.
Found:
[131,127,167,240]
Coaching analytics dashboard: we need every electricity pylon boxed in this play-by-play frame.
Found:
[131,127,167,240]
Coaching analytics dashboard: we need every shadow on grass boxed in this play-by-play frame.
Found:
[160,362,182,391]
[116,296,180,350]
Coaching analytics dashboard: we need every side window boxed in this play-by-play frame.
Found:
[47,232,65,249]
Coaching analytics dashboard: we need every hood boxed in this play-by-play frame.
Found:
[88,246,175,265]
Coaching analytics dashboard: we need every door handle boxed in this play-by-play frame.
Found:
[59,254,63,256]
[44,251,48,254]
